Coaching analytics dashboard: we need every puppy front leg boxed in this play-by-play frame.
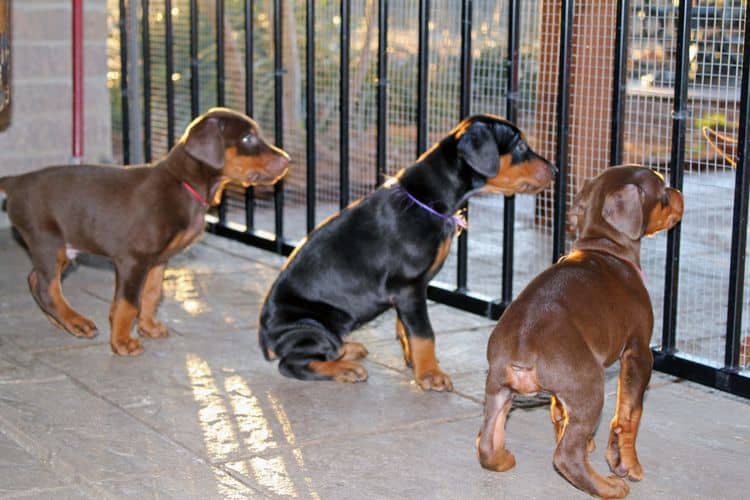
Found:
[607,338,652,482]
[394,289,452,392]
[137,265,169,338]
[110,259,148,356]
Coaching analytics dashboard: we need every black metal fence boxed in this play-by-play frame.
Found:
[109,0,750,399]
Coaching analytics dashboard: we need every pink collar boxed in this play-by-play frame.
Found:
[182,181,209,208]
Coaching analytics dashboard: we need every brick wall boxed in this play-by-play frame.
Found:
[0,0,111,217]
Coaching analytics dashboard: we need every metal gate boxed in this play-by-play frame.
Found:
[109,0,750,398]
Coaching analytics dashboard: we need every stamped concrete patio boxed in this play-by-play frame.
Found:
[0,227,748,499]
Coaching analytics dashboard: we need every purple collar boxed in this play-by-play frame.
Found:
[392,181,467,229]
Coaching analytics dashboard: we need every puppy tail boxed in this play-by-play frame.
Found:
[261,320,343,381]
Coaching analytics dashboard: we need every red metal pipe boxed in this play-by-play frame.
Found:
[72,0,83,163]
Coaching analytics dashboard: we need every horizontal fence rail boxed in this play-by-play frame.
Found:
[113,0,750,399]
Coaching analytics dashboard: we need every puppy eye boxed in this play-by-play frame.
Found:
[241,134,256,146]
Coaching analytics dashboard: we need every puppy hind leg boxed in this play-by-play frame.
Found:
[553,381,629,499]
[551,395,595,454]
[26,242,97,337]
[607,339,652,482]
[338,341,368,361]
[275,325,367,383]
[477,378,516,472]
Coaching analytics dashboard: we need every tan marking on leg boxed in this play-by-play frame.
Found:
[552,395,594,452]
[396,318,412,367]
[137,265,169,338]
[110,299,142,356]
[550,395,567,443]
[308,359,368,383]
[409,336,452,392]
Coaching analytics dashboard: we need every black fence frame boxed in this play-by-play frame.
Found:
[116,0,750,399]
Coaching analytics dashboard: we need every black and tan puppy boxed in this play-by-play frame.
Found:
[0,108,288,355]
[259,114,554,390]
[477,166,684,498]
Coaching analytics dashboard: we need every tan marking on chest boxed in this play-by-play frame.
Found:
[428,236,453,276]
[163,218,205,257]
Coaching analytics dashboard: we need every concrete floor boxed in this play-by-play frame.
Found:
[0,228,748,499]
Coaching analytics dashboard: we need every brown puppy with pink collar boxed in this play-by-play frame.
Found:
[477,165,683,498]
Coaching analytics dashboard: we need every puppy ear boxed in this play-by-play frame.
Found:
[183,117,225,170]
[456,121,500,178]
[602,183,643,240]
[567,179,592,233]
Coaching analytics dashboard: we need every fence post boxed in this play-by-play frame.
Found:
[724,4,750,372]
[244,0,255,231]
[305,0,316,232]
[551,0,574,262]
[502,0,520,304]
[661,0,690,354]
[376,0,388,188]
[339,0,350,209]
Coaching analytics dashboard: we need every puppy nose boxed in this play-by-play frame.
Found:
[667,187,684,216]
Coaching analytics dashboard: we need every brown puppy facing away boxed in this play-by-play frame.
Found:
[0,108,288,355]
[477,166,683,498]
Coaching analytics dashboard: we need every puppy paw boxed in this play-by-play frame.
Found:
[415,368,453,392]
[331,361,368,383]
[309,359,368,383]
[339,341,368,361]
[63,314,98,338]
[137,318,169,338]
[478,448,516,472]
[111,337,144,356]
[608,451,644,482]
[600,475,630,499]
[607,433,644,481]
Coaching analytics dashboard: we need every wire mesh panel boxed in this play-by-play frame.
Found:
[623,1,745,370]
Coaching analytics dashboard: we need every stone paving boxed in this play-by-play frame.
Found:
[0,228,749,499]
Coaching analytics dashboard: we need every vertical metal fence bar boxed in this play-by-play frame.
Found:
[502,0,520,303]
[552,0,574,262]
[724,5,750,371]
[609,0,629,166]
[339,0,351,209]
[216,0,227,224]
[165,0,175,149]
[306,0,316,232]
[244,0,255,230]
[118,0,129,164]
[189,0,199,118]
[456,0,470,291]
[142,0,152,163]
[416,0,429,156]
[376,0,388,187]
[273,0,284,250]
[661,0,690,353]
[216,0,225,107]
